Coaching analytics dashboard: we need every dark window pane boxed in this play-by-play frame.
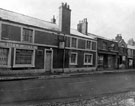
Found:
[15,49,33,64]
[92,42,96,50]
[71,38,77,48]
[86,40,91,49]
[23,28,33,43]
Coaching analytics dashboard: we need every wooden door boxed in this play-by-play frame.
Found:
[45,50,53,72]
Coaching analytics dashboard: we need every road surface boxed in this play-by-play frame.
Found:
[1,71,135,105]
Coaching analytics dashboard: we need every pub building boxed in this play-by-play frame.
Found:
[0,3,97,73]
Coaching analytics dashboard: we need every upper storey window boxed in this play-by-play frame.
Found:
[1,23,21,41]
[22,28,33,43]
[92,42,96,50]
[86,40,91,49]
[71,37,77,48]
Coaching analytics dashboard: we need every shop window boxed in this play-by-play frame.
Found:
[0,48,9,66]
[86,40,91,49]
[22,28,33,43]
[84,53,93,65]
[71,37,77,48]
[70,52,78,65]
[92,42,96,50]
[15,49,34,66]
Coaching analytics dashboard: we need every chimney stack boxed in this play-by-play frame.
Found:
[77,18,88,35]
[59,2,71,34]
[51,15,56,24]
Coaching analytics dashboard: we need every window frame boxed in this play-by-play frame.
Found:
[92,41,97,50]
[13,48,35,68]
[70,37,78,48]
[85,40,92,50]
[84,53,93,65]
[69,52,78,65]
[21,28,34,43]
[0,47,11,67]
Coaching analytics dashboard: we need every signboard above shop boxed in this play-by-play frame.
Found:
[0,42,37,49]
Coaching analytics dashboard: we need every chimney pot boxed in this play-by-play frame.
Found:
[84,18,87,22]
[51,15,56,24]
[65,3,67,7]
[62,3,64,6]
[68,5,70,9]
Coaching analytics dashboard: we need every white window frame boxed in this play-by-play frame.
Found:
[13,48,35,68]
[70,37,78,48]
[85,40,92,50]
[84,53,93,65]
[0,47,11,68]
[21,27,34,43]
[69,52,78,65]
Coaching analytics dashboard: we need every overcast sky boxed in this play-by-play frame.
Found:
[0,0,135,42]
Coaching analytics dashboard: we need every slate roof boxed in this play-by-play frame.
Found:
[0,8,96,39]
[0,8,59,31]
[91,34,116,42]
[70,29,96,39]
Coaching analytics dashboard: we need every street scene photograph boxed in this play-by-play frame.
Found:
[0,0,135,106]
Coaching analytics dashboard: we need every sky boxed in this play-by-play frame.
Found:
[0,0,135,42]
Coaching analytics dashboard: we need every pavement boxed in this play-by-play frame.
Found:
[0,68,135,80]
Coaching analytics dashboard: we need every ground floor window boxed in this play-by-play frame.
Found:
[84,53,93,65]
[14,49,34,67]
[0,48,9,66]
[70,52,78,65]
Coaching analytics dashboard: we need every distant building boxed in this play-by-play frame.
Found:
[127,45,135,68]
[115,34,128,69]
[127,38,135,46]
[0,3,97,74]
[96,36,118,70]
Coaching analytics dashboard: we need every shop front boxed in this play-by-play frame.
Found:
[0,41,37,69]
[98,51,118,70]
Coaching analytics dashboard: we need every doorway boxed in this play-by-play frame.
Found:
[44,49,53,72]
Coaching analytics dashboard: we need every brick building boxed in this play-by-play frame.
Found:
[0,3,97,73]
[96,36,118,70]
[115,34,128,69]
[127,45,135,68]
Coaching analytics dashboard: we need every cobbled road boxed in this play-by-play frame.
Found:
[28,91,135,106]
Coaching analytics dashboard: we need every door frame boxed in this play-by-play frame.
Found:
[44,49,53,72]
